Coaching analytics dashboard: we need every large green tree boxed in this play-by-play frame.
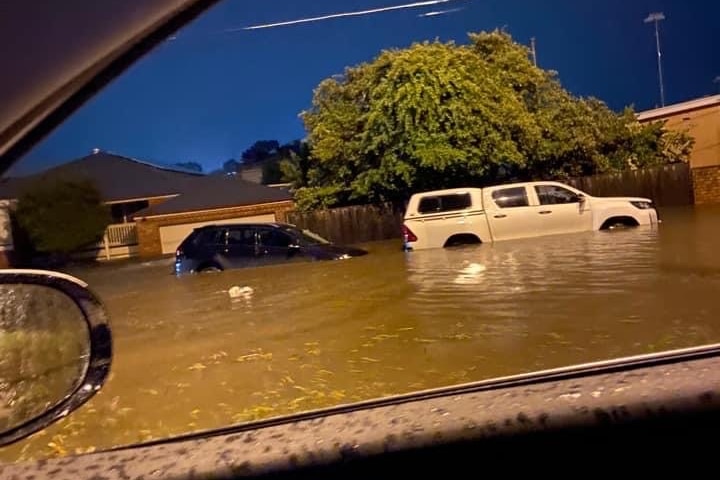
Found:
[297,30,692,210]
[14,178,111,258]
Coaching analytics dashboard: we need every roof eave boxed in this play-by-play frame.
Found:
[637,94,720,122]
[133,199,295,220]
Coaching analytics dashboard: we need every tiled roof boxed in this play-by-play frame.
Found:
[0,152,292,216]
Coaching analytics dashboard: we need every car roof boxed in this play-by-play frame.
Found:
[196,222,294,230]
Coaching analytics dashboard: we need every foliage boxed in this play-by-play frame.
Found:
[230,139,308,185]
[279,141,312,188]
[14,178,111,256]
[223,159,241,174]
[241,140,281,164]
[297,30,694,210]
[261,160,284,185]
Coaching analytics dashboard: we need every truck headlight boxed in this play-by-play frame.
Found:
[630,201,653,210]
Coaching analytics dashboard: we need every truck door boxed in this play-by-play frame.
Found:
[533,184,593,235]
[483,185,542,241]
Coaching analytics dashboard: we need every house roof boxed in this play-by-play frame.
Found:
[133,175,292,217]
[0,152,204,201]
[0,152,292,216]
[637,94,720,122]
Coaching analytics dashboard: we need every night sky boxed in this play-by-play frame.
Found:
[13,0,720,175]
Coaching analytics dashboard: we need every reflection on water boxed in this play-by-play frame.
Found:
[2,205,720,461]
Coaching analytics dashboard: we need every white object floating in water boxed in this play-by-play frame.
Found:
[459,263,486,275]
[228,286,254,299]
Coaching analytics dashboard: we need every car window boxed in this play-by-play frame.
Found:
[418,193,472,214]
[491,187,529,208]
[227,227,255,246]
[277,226,330,245]
[535,185,579,205]
[195,228,226,246]
[258,229,292,248]
[418,196,440,213]
[1,0,716,465]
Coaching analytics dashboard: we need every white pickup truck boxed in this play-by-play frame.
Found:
[402,181,659,250]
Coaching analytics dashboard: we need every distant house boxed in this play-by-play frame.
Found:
[0,152,295,263]
[637,95,720,204]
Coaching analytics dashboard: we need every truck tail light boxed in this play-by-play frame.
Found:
[402,224,417,243]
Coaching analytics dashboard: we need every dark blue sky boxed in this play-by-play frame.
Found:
[13,0,720,175]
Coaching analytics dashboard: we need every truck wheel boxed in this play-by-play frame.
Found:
[600,217,640,230]
[444,234,482,248]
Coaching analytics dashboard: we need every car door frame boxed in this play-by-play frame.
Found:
[223,225,259,269]
[531,182,593,235]
[255,226,306,266]
[483,184,542,241]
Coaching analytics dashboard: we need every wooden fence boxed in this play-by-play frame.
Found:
[567,163,692,207]
[287,204,403,245]
[287,163,694,245]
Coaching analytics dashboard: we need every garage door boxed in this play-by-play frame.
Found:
[158,214,276,254]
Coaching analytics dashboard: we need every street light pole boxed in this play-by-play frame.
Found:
[644,12,666,107]
[530,37,537,67]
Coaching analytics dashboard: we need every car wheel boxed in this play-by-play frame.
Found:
[199,264,222,273]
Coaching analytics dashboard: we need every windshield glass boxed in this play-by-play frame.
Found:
[1,0,719,463]
[283,226,330,246]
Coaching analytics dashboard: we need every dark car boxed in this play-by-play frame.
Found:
[173,222,368,274]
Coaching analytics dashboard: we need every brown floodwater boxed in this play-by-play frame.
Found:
[2,205,720,462]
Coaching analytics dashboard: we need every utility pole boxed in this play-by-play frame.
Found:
[530,37,538,67]
[644,12,666,107]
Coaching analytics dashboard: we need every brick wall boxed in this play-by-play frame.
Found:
[135,221,163,258]
[692,166,720,205]
[135,201,295,258]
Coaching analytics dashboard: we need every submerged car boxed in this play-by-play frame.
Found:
[173,222,368,274]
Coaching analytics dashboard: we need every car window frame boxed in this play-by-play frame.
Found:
[534,184,581,206]
[417,192,473,214]
[491,186,531,209]
[226,226,256,247]
[257,227,293,248]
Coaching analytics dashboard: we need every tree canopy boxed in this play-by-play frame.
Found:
[241,140,281,164]
[14,178,111,257]
[294,30,692,210]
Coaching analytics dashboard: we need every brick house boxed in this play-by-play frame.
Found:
[0,151,294,263]
[637,95,720,204]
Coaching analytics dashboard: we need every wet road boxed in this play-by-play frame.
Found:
[3,205,720,461]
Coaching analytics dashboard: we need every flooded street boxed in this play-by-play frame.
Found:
[3,205,720,461]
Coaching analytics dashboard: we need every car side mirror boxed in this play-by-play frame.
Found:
[576,193,586,204]
[0,270,112,447]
